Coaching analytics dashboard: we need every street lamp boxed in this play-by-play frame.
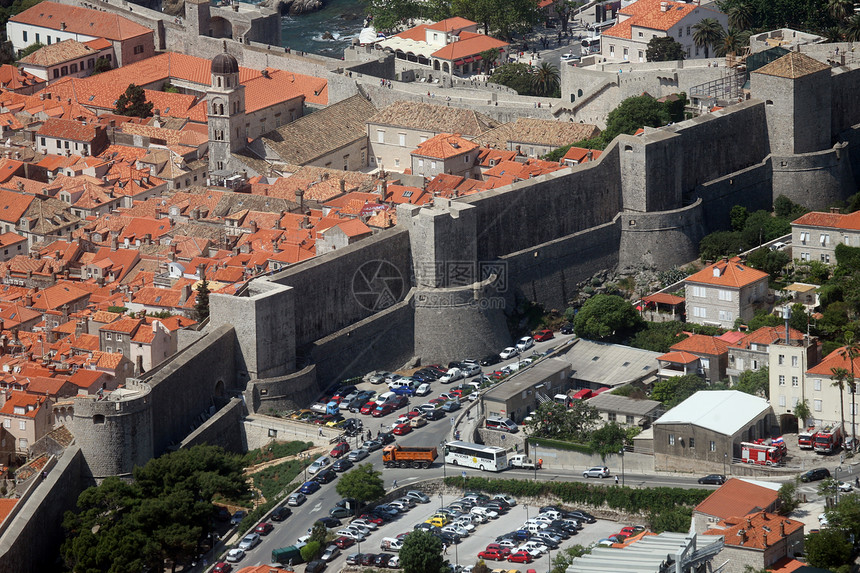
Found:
[619,447,625,487]
[525,504,529,522]
[724,453,727,476]
[835,466,843,504]
[439,492,444,511]
[534,445,538,481]
[454,537,459,570]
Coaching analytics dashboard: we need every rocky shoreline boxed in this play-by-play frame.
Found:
[260,0,324,15]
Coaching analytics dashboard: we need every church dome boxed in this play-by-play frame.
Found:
[212,51,239,75]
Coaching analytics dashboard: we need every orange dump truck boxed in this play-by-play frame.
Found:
[382,444,438,468]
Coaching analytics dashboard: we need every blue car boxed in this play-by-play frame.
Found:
[391,385,414,396]
[300,480,322,495]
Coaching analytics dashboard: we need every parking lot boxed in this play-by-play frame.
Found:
[317,494,623,572]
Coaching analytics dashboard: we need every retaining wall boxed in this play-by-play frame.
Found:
[770,145,856,210]
[180,397,247,454]
[243,414,345,450]
[244,364,321,415]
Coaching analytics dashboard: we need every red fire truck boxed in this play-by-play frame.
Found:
[798,425,820,449]
[814,424,843,454]
[741,441,785,466]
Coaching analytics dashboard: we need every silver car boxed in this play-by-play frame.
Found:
[347,448,369,462]
[238,533,260,551]
[583,466,610,478]
[321,545,340,562]
[406,490,430,503]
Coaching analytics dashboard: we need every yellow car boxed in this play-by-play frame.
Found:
[425,515,449,527]
[410,415,427,428]
[290,409,315,421]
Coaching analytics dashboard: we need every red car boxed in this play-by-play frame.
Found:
[254,522,274,536]
[213,563,233,573]
[478,548,506,561]
[508,551,534,564]
[621,526,645,535]
[450,388,464,397]
[359,513,384,525]
[360,401,377,415]
[407,409,423,419]
[429,397,447,406]
[334,536,356,549]
[534,329,554,342]
[330,441,351,458]
[372,403,395,417]
[484,543,511,557]
[392,423,412,435]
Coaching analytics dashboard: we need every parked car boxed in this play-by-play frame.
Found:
[392,422,412,435]
[500,347,519,360]
[801,468,831,482]
[300,480,322,494]
[308,456,330,475]
[334,536,356,549]
[533,329,554,342]
[332,458,354,472]
[410,415,428,428]
[270,506,292,521]
[425,408,445,421]
[440,368,465,384]
[254,522,274,536]
[360,401,378,415]
[348,449,369,462]
[225,548,245,563]
[330,442,351,458]
[305,560,326,573]
[507,550,533,563]
[583,466,610,478]
[313,468,337,484]
[230,510,247,525]
[560,323,575,334]
[213,563,232,573]
[363,439,383,452]
[441,400,461,413]
[287,492,307,506]
[516,336,535,351]
[416,383,432,396]
[406,490,431,503]
[461,363,481,376]
[321,545,340,562]
[697,474,726,485]
[480,354,502,366]
[373,403,395,417]
[238,533,261,551]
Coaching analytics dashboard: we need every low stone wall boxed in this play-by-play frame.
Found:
[180,397,247,454]
[246,364,321,415]
[243,413,344,450]
[527,444,655,474]
[655,453,797,477]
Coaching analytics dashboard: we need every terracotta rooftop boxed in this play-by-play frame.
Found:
[368,100,498,136]
[685,256,768,288]
[602,0,719,39]
[792,210,860,230]
[657,350,699,364]
[426,17,477,31]
[703,510,803,550]
[430,31,509,61]
[36,117,101,142]
[730,325,804,350]
[670,334,729,356]
[413,133,479,159]
[807,345,860,377]
[754,51,830,79]
[695,478,780,520]
[642,292,684,305]
[11,1,153,41]
[19,39,97,67]
[477,117,600,149]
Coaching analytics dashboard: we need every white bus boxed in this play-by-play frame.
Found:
[444,441,508,472]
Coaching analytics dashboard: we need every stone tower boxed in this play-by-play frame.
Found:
[184,0,212,38]
[751,51,832,155]
[207,44,246,181]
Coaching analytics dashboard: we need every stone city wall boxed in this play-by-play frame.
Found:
[526,445,655,474]
[696,161,773,231]
[245,364,321,415]
[771,145,856,210]
[180,397,247,454]
[243,414,345,450]
[830,67,860,138]
[618,199,706,271]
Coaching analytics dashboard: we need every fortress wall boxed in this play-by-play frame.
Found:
[462,144,623,262]
[269,227,412,347]
[179,397,246,453]
[501,218,621,309]
[696,161,773,231]
[669,101,770,192]
[618,199,706,271]
[831,67,860,138]
[771,145,856,209]
[0,448,86,573]
[245,364,321,415]
[308,294,416,383]
[840,125,860,181]
[146,325,237,457]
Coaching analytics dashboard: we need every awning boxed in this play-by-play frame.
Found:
[463,57,474,63]
[472,55,482,61]
[454,59,465,66]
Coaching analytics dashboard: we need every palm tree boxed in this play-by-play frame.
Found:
[831,366,849,450]
[824,26,844,43]
[840,333,860,452]
[692,18,725,59]
[531,62,560,97]
[844,14,860,42]
[828,0,853,22]
[715,28,742,57]
[728,3,753,31]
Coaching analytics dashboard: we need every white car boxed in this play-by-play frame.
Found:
[560,52,581,62]
[346,523,371,536]
[470,512,489,523]
[352,518,378,530]
[347,449,369,462]
[838,481,854,492]
[336,529,367,541]
[389,555,401,567]
[517,336,535,351]
[500,347,519,360]
[440,368,464,383]
[238,533,261,550]
[287,492,307,506]
[471,506,498,519]
[461,363,481,376]
[443,524,470,538]
[406,490,431,503]
[453,518,476,532]
[498,539,517,548]
[818,513,830,527]
[416,383,432,396]
[389,500,409,511]
[308,456,330,475]
[493,494,516,506]
[225,548,245,563]
[533,515,554,524]
[583,466,610,478]
[321,545,340,562]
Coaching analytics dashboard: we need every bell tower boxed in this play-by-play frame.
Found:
[207,43,246,181]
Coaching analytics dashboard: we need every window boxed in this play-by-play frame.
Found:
[778,375,785,386]
[801,252,810,261]
[134,44,144,54]
[2,419,8,428]
[623,47,629,60]
[792,356,798,367]
[709,441,716,452]
[814,378,822,391]
[779,395,786,406]
[105,333,112,340]
[701,358,710,369]
[18,438,27,450]
[814,399,822,412]
[40,137,46,146]
[268,428,278,437]
[431,161,437,170]
[718,290,732,301]
[821,254,831,263]
[692,306,706,318]
[689,437,695,448]
[778,355,785,365]
[464,155,469,164]
[718,310,733,322]
[669,434,675,446]
[116,334,123,342]
[792,376,799,387]
[106,347,111,353]
[626,415,634,424]
[61,66,68,76]
[638,50,644,62]
[686,26,690,35]
[22,31,27,42]
[70,63,77,73]
[820,233,830,245]
[609,45,615,57]
[88,58,94,69]
[677,28,682,38]
[418,159,424,168]
[638,31,643,37]
[398,133,406,147]
[118,348,123,355]
[377,130,384,143]
[394,158,400,167]
[608,412,616,422]
[18,420,26,430]
[53,69,60,79]
[692,285,706,298]
[47,37,51,45]
[800,231,810,244]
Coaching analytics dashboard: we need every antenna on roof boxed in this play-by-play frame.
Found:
[223,40,228,52]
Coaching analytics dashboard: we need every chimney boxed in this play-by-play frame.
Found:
[831,207,841,214]
[377,181,386,201]
[180,283,192,305]
[75,318,85,336]
[660,1,668,10]
[197,263,206,280]
[144,233,152,245]
[295,189,304,212]
[780,521,785,537]
[746,518,752,528]
[762,531,767,547]
[110,235,118,251]
[61,21,67,30]
[25,294,32,307]
[738,529,746,543]
[249,219,258,234]
[339,179,345,194]
[302,215,310,229]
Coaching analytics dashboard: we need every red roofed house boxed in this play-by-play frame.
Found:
[18,39,113,84]
[693,478,781,532]
[8,1,154,66]
[0,64,46,95]
[657,334,728,383]
[316,219,373,253]
[600,0,727,63]
[804,346,860,437]
[0,232,27,262]
[724,326,808,384]
[561,146,602,167]
[790,209,860,265]
[36,117,109,157]
[0,390,51,456]
[703,511,804,573]
[411,133,479,179]
[685,257,769,329]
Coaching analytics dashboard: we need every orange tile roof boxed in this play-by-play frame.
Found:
[426,17,477,31]
[730,326,804,350]
[767,557,806,573]
[642,292,684,305]
[431,31,508,61]
[101,316,141,334]
[657,350,699,364]
[717,330,747,344]
[18,39,97,67]
[685,257,768,288]
[395,23,431,41]
[603,0,705,39]
[0,498,18,527]
[793,210,860,230]
[29,284,89,311]
[670,334,729,356]
[695,478,779,520]
[703,510,803,550]
[0,391,45,417]
[11,1,153,41]
[37,117,102,142]
[69,368,104,388]
[0,64,44,92]
[562,147,603,164]
[413,133,478,159]
[0,189,35,224]
[807,345,860,377]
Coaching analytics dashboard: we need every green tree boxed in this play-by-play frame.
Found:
[773,195,808,220]
[651,374,707,408]
[824,491,860,540]
[825,26,844,42]
[715,28,743,56]
[479,48,500,73]
[730,205,749,231]
[531,62,560,97]
[831,366,850,448]
[452,0,539,38]
[630,322,689,353]
[805,528,853,570]
[553,0,583,32]
[301,540,322,562]
[588,423,630,459]
[794,399,811,427]
[735,366,769,398]
[366,0,418,32]
[740,210,791,249]
[163,81,180,93]
[846,14,860,42]
[602,94,670,142]
[645,36,685,62]
[745,247,789,279]
[489,63,534,95]
[573,294,643,342]
[692,18,724,58]
[92,56,113,75]
[114,83,154,118]
[195,277,211,322]
[526,400,599,441]
[828,0,854,22]
[551,545,590,573]
[699,230,745,261]
[839,332,860,450]
[335,463,385,508]
[776,481,799,515]
[16,42,44,60]
[727,2,753,30]
[399,529,445,573]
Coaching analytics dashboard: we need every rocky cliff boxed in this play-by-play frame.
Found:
[260,0,324,14]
